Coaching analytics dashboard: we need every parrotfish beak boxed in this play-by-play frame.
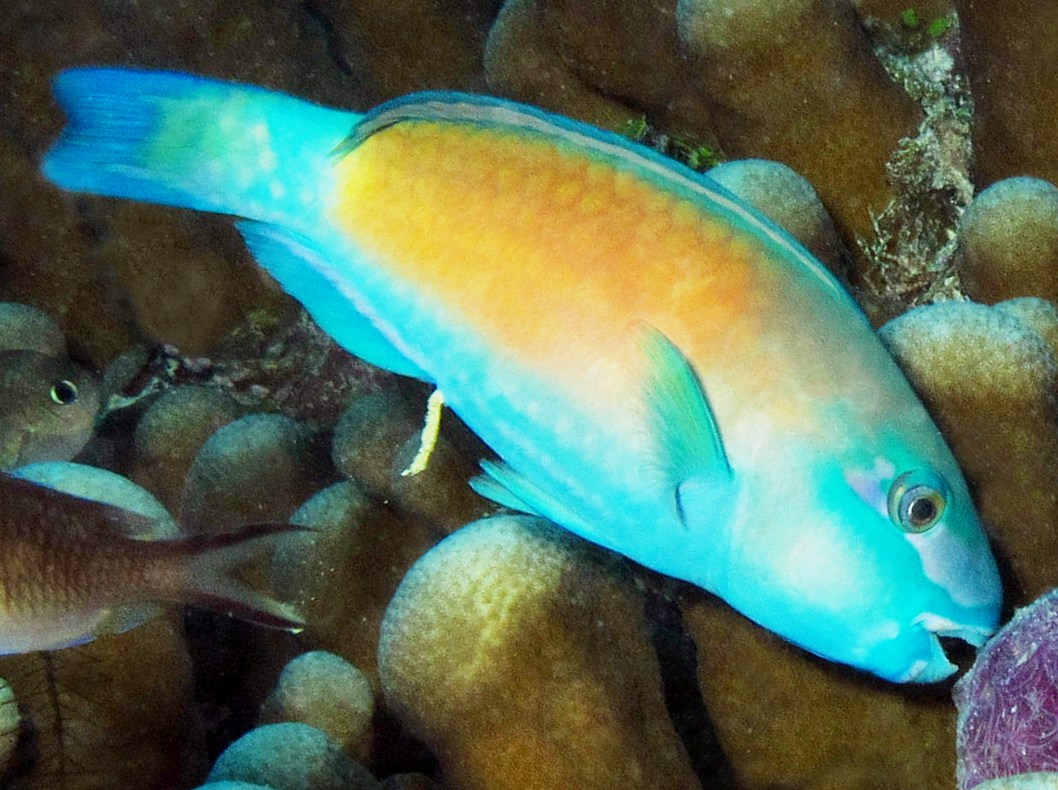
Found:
[863,601,998,684]
[897,614,994,683]
[899,627,957,684]
[857,534,1001,684]
[917,611,994,649]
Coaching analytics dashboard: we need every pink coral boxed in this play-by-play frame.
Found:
[955,589,1058,788]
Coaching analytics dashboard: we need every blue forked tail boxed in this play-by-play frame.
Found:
[42,68,361,225]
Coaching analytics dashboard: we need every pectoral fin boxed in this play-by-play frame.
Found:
[470,459,542,515]
[641,329,734,528]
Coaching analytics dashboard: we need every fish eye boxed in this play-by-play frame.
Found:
[888,469,948,533]
[49,379,79,406]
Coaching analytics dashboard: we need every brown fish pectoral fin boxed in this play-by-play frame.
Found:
[169,523,309,632]
[0,424,29,471]
[96,603,162,636]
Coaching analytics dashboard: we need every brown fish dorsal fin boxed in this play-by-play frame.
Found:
[0,472,154,543]
[2,464,179,540]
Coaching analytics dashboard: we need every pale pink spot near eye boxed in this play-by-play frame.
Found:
[845,468,887,516]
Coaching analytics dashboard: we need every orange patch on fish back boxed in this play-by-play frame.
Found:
[331,121,764,393]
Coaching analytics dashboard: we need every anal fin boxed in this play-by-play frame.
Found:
[236,220,429,380]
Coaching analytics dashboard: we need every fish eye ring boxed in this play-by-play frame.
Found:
[50,379,79,406]
[888,469,948,533]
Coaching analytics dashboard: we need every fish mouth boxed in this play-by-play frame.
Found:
[897,612,994,683]
[915,611,993,648]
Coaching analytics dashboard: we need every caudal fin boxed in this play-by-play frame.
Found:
[42,67,360,224]
[157,522,308,632]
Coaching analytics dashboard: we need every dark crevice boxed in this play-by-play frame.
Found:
[299,1,355,77]
[645,585,737,789]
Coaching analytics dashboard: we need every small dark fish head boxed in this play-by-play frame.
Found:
[0,350,101,469]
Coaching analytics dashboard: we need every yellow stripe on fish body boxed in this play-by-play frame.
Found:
[40,70,1002,684]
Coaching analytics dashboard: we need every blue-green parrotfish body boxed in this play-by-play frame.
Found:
[41,67,1002,682]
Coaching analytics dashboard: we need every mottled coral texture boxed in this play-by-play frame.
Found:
[955,590,1058,788]
[379,516,699,789]
[956,0,1058,188]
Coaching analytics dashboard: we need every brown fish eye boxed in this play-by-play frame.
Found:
[888,470,948,534]
[50,380,79,405]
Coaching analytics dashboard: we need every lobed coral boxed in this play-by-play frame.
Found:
[378,515,699,789]
[684,590,958,789]
[676,0,923,253]
[954,177,1058,305]
[955,0,1058,188]
[205,722,378,790]
[258,650,376,762]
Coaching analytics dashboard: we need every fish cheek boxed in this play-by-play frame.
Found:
[21,372,100,465]
[0,422,28,470]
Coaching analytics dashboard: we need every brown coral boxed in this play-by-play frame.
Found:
[955,177,1058,305]
[677,0,923,249]
[956,0,1058,188]
[378,516,698,789]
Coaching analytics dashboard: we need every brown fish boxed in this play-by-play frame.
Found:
[0,473,303,653]
[0,350,100,471]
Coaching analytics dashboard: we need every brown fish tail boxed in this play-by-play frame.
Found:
[154,523,308,632]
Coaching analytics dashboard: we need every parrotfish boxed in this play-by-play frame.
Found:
[0,470,302,653]
[41,68,1002,682]
[0,349,100,470]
